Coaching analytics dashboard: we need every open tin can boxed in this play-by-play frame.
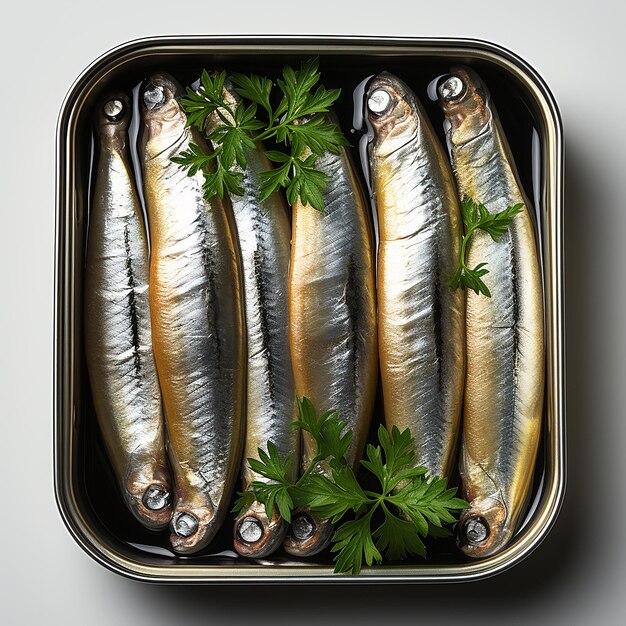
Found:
[54,35,565,583]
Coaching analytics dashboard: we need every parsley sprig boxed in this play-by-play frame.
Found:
[233,397,350,524]
[172,59,347,211]
[171,70,263,198]
[234,398,468,575]
[449,197,524,297]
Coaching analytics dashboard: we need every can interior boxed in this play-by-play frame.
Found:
[60,41,556,577]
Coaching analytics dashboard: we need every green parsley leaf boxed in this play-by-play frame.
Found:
[327,426,467,574]
[292,396,352,461]
[231,72,274,120]
[361,425,424,494]
[249,480,295,522]
[231,101,265,132]
[286,155,329,211]
[258,151,292,201]
[373,502,426,561]
[331,509,382,575]
[247,441,293,483]
[176,60,347,211]
[171,142,216,177]
[302,466,370,522]
[317,415,353,463]
[264,150,292,163]
[179,70,233,131]
[201,161,244,199]
[448,261,491,297]
[232,490,256,515]
[286,115,347,158]
[275,58,321,120]
[209,122,253,169]
[243,442,296,521]
[388,476,469,532]
[296,85,342,118]
[462,198,523,241]
[291,396,322,437]
[378,426,415,481]
[449,197,524,297]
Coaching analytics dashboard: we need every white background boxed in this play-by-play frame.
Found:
[2,1,624,624]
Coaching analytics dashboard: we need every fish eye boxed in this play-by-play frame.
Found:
[143,83,166,110]
[172,512,199,537]
[437,75,467,103]
[367,88,393,116]
[103,98,126,122]
[462,515,490,545]
[142,485,170,511]
[237,517,264,543]
[291,513,315,540]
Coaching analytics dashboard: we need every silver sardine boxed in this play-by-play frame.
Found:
[366,72,465,481]
[437,67,545,558]
[203,83,298,558]
[285,116,378,557]
[84,92,172,530]
[140,73,245,555]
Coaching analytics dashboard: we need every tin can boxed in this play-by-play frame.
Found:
[54,35,565,583]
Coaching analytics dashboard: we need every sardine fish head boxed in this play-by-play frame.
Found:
[169,497,219,555]
[124,465,172,531]
[437,66,492,144]
[366,71,421,158]
[139,72,186,159]
[456,494,513,559]
[283,510,335,557]
[233,501,287,559]
[96,91,131,147]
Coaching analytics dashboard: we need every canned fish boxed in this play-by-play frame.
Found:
[54,35,565,583]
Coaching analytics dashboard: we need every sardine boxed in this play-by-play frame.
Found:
[366,72,465,481]
[203,83,298,558]
[437,67,545,558]
[84,92,172,530]
[285,119,378,556]
[140,73,245,554]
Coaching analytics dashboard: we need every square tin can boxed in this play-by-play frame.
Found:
[54,35,565,583]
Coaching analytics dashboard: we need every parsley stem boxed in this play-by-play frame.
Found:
[456,224,476,279]
[255,116,291,143]
[254,121,288,143]
[360,502,379,522]
[363,490,381,498]
[295,453,324,488]
[254,128,275,142]
[254,111,307,143]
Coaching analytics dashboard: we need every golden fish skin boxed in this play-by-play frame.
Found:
[367,72,465,482]
[438,67,545,558]
[203,84,298,558]
[84,92,172,530]
[140,74,245,554]
[285,124,378,557]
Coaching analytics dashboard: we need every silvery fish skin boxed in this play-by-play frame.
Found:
[140,73,245,554]
[366,72,465,481]
[84,92,172,530]
[203,84,298,558]
[438,67,545,559]
[285,122,378,556]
